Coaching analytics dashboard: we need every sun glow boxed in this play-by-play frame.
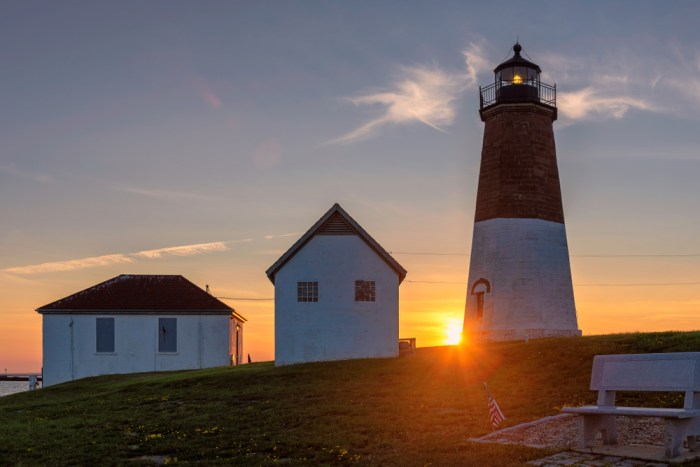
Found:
[444,318,463,345]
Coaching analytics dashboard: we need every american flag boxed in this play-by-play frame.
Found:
[484,383,506,430]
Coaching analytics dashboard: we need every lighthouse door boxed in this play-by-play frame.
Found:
[470,278,491,320]
[475,292,485,318]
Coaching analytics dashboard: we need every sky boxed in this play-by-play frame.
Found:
[2,1,699,372]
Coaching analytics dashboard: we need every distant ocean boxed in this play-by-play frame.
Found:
[0,381,30,397]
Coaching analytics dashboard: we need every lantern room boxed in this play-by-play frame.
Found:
[494,43,541,87]
[479,42,556,115]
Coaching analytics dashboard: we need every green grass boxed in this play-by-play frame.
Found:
[2,331,700,465]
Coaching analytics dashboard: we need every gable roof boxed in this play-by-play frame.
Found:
[265,203,407,285]
[37,274,246,320]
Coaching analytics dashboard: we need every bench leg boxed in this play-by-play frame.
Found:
[579,414,618,448]
[664,419,691,458]
[688,435,699,452]
[688,418,700,452]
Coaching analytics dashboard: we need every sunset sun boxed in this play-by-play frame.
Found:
[444,318,463,345]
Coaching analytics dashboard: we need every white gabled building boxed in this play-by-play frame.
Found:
[37,274,246,386]
[266,203,407,366]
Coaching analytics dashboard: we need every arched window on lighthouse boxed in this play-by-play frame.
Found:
[470,278,491,319]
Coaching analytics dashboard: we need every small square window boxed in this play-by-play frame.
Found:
[355,280,376,302]
[297,281,318,302]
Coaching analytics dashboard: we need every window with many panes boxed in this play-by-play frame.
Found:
[297,281,318,302]
[158,318,177,352]
[96,317,115,353]
[355,280,376,302]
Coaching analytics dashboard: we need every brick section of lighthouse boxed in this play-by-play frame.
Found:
[475,102,564,224]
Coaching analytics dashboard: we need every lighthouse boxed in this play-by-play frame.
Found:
[463,43,581,342]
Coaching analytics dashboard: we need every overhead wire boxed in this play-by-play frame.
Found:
[405,280,700,287]
[392,250,700,286]
[217,297,274,301]
[389,251,700,258]
[215,249,700,301]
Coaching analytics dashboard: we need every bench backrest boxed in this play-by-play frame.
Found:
[591,352,700,392]
[590,352,700,408]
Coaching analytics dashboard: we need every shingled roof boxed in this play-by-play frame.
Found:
[37,274,245,320]
[265,203,407,285]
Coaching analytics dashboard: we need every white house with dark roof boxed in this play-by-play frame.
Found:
[37,274,246,386]
[266,203,407,366]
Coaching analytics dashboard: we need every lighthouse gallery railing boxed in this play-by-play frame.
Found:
[479,80,556,110]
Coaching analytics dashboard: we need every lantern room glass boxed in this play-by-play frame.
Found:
[496,66,539,86]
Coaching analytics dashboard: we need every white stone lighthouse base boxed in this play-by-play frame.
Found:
[470,327,581,342]
[464,218,581,342]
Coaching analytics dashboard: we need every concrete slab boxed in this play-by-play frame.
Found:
[573,444,699,464]
[527,451,669,467]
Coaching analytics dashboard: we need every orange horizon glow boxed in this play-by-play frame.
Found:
[2,256,700,372]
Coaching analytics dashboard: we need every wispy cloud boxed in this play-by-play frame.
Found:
[114,186,217,202]
[3,254,134,275]
[2,239,252,276]
[133,241,232,259]
[328,38,683,143]
[200,84,223,109]
[263,233,302,240]
[0,164,52,183]
[331,38,670,143]
[254,249,287,256]
[253,139,283,169]
[328,66,466,144]
[328,43,491,145]
[539,43,700,123]
[659,43,700,109]
[558,87,654,120]
[462,41,491,87]
[189,75,224,109]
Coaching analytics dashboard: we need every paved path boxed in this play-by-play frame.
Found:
[527,451,668,467]
[471,414,697,465]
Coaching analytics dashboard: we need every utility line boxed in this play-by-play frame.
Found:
[217,297,274,301]
[406,280,464,284]
[406,280,700,287]
[390,251,700,258]
[573,254,700,258]
[390,251,469,256]
[575,281,700,287]
[217,280,700,301]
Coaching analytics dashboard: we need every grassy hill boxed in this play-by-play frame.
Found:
[2,331,700,465]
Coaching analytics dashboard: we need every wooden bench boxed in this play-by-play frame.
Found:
[562,352,700,459]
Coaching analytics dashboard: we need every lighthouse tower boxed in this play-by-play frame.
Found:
[463,43,581,342]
